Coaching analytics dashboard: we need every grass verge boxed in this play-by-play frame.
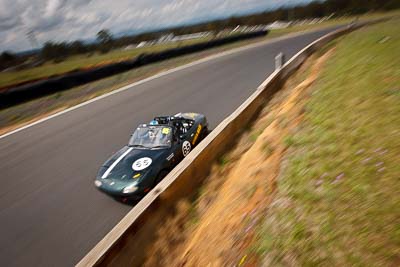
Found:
[141,17,399,267]
[142,39,332,267]
[255,18,400,267]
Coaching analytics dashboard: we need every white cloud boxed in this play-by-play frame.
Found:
[0,0,311,52]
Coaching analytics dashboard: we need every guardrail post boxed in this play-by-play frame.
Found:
[275,52,285,70]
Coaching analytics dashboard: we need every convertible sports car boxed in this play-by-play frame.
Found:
[94,112,208,202]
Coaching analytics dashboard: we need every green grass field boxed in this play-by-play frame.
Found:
[255,18,400,266]
[1,10,398,89]
[0,37,214,88]
[267,10,399,38]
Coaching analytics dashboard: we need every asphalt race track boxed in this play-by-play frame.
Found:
[0,26,341,266]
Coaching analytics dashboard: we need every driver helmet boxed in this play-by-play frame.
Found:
[149,120,158,125]
[148,130,156,139]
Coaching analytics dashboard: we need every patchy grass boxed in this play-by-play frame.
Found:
[267,9,399,39]
[250,129,263,142]
[256,18,400,266]
[218,156,230,167]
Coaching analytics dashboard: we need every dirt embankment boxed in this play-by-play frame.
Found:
[143,49,334,266]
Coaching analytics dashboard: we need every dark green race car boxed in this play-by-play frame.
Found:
[94,113,208,203]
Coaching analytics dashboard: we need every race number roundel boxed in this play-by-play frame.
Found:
[132,157,152,171]
[182,141,191,157]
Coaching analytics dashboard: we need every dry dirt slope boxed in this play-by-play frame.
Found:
[143,47,333,267]
[145,18,400,266]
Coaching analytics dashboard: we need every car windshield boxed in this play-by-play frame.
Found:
[128,125,172,148]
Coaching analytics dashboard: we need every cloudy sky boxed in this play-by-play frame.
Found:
[0,0,311,52]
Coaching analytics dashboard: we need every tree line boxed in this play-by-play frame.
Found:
[1,0,399,70]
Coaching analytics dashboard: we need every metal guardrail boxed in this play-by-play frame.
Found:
[76,19,385,267]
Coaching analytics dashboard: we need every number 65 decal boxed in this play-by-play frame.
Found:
[182,141,191,157]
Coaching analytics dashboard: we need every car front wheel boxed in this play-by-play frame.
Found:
[154,170,169,186]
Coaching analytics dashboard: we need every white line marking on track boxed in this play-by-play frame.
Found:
[101,147,133,179]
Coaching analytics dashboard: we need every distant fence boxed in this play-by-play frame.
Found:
[0,31,268,109]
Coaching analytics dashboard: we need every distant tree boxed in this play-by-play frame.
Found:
[41,42,57,60]
[97,29,113,53]
[41,41,70,61]
[0,51,18,70]
[70,40,87,54]
[383,0,400,9]
[96,29,113,44]
[0,51,16,62]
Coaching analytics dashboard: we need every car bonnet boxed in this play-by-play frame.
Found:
[98,146,167,181]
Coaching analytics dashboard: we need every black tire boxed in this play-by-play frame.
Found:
[154,170,169,186]
[201,127,210,139]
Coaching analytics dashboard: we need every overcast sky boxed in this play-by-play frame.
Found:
[0,0,311,53]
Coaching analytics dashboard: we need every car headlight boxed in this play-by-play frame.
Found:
[94,180,102,187]
[123,184,138,194]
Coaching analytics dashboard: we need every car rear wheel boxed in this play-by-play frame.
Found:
[201,127,210,139]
